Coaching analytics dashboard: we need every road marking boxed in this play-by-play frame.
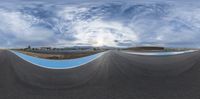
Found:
[122,50,198,56]
[10,50,106,69]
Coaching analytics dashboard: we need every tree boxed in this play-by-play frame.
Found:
[93,48,97,51]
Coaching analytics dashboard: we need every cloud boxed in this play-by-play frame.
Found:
[0,1,200,48]
[71,19,138,47]
[0,8,55,47]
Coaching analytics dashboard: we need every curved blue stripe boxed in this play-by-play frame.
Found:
[11,50,104,69]
[124,50,198,56]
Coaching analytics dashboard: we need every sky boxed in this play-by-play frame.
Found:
[0,0,200,48]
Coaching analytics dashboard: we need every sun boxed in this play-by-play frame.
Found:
[96,39,104,46]
[91,38,105,47]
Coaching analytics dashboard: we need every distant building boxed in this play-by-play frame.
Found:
[40,47,51,50]
[24,45,31,50]
[28,45,31,49]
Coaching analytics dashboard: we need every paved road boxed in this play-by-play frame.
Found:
[1,50,200,99]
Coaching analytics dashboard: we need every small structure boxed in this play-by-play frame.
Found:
[28,45,31,49]
[40,47,52,50]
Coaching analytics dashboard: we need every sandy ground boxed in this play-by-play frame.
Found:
[18,50,100,59]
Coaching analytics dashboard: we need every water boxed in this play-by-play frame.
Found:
[11,50,104,69]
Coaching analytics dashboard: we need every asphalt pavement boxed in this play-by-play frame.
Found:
[1,50,200,99]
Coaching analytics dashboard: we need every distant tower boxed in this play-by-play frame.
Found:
[28,45,31,49]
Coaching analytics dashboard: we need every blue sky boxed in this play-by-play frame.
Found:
[0,0,200,48]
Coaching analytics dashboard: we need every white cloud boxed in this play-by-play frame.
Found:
[0,9,54,44]
[56,5,139,47]
[69,19,138,47]
[1,1,200,48]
